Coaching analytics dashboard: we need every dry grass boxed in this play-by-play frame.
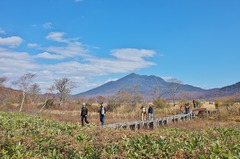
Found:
[36,103,179,126]
[209,103,240,122]
[167,118,240,130]
[2,100,239,130]
[201,102,216,110]
[36,101,231,127]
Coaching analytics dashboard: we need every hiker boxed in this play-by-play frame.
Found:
[140,105,147,120]
[180,105,185,114]
[185,103,190,114]
[193,100,196,108]
[99,102,106,126]
[148,104,154,120]
[81,103,89,126]
[196,101,200,108]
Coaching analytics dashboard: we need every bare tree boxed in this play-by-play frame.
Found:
[129,85,143,106]
[13,73,36,112]
[28,83,41,105]
[149,86,167,101]
[53,78,76,107]
[167,78,183,106]
[107,91,132,111]
[40,86,55,112]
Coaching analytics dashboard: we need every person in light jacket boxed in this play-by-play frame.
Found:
[140,105,147,121]
[99,102,106,126]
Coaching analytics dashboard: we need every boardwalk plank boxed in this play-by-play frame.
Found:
[103,109,218,130]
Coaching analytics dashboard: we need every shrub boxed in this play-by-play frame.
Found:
[153,98,167,109]
[45,99,55,109]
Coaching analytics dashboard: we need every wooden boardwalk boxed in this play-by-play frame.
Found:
[104,108,218,130]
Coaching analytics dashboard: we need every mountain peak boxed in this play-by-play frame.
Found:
[125,73,139,77]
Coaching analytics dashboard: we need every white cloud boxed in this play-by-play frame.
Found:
[46,32,68,43]
[27,43,39,48]
[161,76,175,81]
[0,36,23,47]
[0,58,35,72]
[0,48,31,60]
[0,32,158,94]
[41,61,93,76]
[0,28,6,34]
[35,48,155,82]
[43,22,53,29]
[46,43,88,58]
[45,32,89,58]
[105,78,118,83]
[84,48,156,74]
[88,58,155,74]
[111,48,156,61]
[46,32,81,43]
[0,48,38,73]
[36,52,65,60]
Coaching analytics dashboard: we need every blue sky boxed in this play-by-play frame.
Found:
[0,0,240,94]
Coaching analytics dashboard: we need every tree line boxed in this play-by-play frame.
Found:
[0,73,76,112]
[0,73,185,112]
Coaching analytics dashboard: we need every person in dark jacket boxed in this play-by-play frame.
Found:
[81,103,89,126]
[193,100,196,108]
[185,103,190,114]
[148,104,154,120]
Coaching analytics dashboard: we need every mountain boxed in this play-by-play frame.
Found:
[204,82,240,98]
[74,73,207,99]
[219,82,240,94]
[76,73,165,97]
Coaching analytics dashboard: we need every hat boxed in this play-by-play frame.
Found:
[82,103,86,106]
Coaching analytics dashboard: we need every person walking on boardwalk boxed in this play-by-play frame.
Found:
[180,105,185,114]
[196,100,200,108]
[81,103,89,126]
[193,99,196,108]
[185,103,190,114]
[99,102,106,126]
[140,105,147,120]
[148,104,154,120]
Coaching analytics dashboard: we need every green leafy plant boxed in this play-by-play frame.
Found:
[1,111,239,158]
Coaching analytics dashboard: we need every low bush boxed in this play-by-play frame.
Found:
[1,111,239,158]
